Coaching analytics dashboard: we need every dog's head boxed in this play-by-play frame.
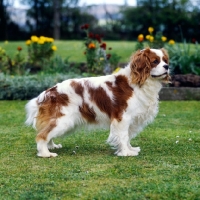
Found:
[130,48,170,86]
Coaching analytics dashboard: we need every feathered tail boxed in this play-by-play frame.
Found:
[25,97,39,129]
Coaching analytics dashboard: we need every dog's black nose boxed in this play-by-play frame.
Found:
[163,65,169,70]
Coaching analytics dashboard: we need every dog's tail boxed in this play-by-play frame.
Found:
[25,97,39,129]
[25,91,46,128]
[25,91,47,129]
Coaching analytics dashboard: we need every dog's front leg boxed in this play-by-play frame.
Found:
[107,119,139,156]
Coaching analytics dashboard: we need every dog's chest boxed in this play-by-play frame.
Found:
[134,100,159,125]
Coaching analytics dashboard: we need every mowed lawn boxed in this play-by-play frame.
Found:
[0,40,136,63]
[0,40,199,65]
[0,101,200,199]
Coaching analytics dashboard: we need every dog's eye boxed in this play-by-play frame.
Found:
[164,59,168,63]
[153,60,159,64]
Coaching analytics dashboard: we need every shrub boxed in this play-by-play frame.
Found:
[81,24,120,74]
[26,36,57,71]
[0,47,9,73]
[134,27,200,75]
[0,38,75,75]
[0,46,27,75]
[165,41,200,75]
[0,73,80,100]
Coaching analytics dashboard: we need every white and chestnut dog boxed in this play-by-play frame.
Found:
[25,48,170,158]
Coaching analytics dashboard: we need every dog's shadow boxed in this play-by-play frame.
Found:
[52,143,114,157]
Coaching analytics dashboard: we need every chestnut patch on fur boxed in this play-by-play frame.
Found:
[87,84,113,118]
[70,81,84,98]
[36,121,56,141]
[71,81,97,122]
[79,103,96,123]
[87,75,133,121]
[106,75,133,121]
[36,86,69,141]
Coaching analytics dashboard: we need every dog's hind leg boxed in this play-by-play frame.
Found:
[36,139,57,158]
[36,121,59,157]
[36,118,73,158]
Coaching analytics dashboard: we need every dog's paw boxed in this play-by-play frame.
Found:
[48,143,62,150]
[37,152,58,158]
[116,149,139,157]
[130,146,141,153]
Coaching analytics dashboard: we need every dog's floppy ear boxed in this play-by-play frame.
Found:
[130,48,152,86]
[161,48,171,83]
[161,48,169,60]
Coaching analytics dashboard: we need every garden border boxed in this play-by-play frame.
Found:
[159,87,200,100]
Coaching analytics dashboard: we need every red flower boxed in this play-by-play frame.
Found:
[88,32,94,39]
[100,43,106,50]
[192,38,196,43]
[106,54,111,60]
[17,46,22,51]
[81,24,89,30]
[95,34,101,43]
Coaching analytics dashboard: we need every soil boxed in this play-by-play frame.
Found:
[170,74,200,87]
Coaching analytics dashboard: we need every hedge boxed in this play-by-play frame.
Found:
[0,73,81,100]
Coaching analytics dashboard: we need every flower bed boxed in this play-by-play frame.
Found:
[170,74,200,87]
[160,74,200,100]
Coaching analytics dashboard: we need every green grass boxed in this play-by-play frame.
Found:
[0,101,200,199]
[0,40,136,63]
[0,40,198,65]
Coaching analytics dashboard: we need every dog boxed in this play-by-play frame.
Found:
[25,48,170,158]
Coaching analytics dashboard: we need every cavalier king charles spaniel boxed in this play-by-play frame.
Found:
[25,48,170,157]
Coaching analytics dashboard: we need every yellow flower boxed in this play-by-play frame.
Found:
[100,57,104,61]
[88,43,95,49]
[26,40,31,45]
[148,27,154,33]
[31,35,39,42]
[169,39,175,45]
[146,35,150,40]
[50,38,54,42]
[46,37,54,42]
[51,45,57,51]
[38,39,45,44]
[138,34,144,42]
[4,40,8,44]
[0,47,5,54]
[149,36,154,42]
[39,36,46,42]
[112,67,121,74]
[161,36,167,42]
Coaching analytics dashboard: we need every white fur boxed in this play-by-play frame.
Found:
[25,49,169,157]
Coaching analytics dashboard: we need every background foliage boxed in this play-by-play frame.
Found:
[1,0,200,42]
[0,73,80,100]
[0,41,200,100]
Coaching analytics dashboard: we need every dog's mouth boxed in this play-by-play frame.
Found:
[151,72,168,78]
